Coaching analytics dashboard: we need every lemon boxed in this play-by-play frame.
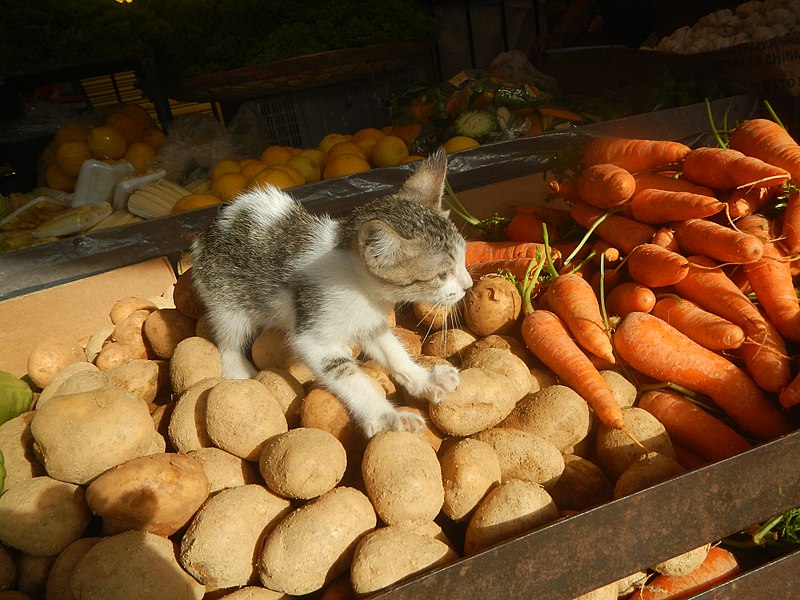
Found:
[118,103,155,130]
[141,128,165,151]
[54,122,90,146]
[299,148,326,169]
[260,145,295,166]
[240,160,269,180]
[56,140,92,178]
[249,168,298,189]
[371,135,410,168]
[87,126,127,160]
[444,136,480,153]
[351,127,386,143]
[355,137,379,162]
[323,153,371,180]
[270,163,306,186]
[105,112,144,144]
[171,193,222,214]
[211,159,241,180]
[211,172,249,201]
[326,141,366,161]
[317,133,351,154]
[124,142,157,174]
[44,164,77,192]
[286,154,321,184]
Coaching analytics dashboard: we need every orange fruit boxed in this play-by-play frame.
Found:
[326,141,366,161]
[354,137,378,162]
[286,154,321,184]
[118,103,155,130]
[249,168,298,189]
[211,172,249,201]
[317,133,351,154]
[54,122,90,146]
[44,163,77,192]
[240,160,269,180]
[124,142,157,174]
[260,145,295,166]
[371,135,410,168]
[141,128,165,151]
[105,112,144,143]
[56,140,91,178]
[299,148,326,169]
[351,127,386,143]
[87,126,127,160]
[171,193,222,215]
[270,163,306,186]
[239,158,259,169]
[323,153,371,180]
[444,136,480,153]
[211,159,241,180]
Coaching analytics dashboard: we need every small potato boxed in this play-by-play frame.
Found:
[254,368,306,428]
[26,336,86,390]
[0,412,45,490]
[85,452,209,536]
[106,358,160,406]
[143,307,198,359]
[500,385,592,452]
[93,340,148,372]
[350,526,459,596]
[109,308,151,347]
[300,387,364,455]
[173,268,205,320]
[653,543,711,577]
[14,553,55,600]
[461,347,532,400]
[600,369,637,408]
[464,479,559,555]
[44,537,101,600]
[393,326,423,355]
[71,530,205,599]
[0,476,91,556]
[170,337,222,396]
[472,427,565,490]
[205,379,288,461]
[573,582,619,600]
[35,362,102,408]
[258,487,376,596]
[463,275,522,336]
[108,296,158,325]
[613,451,686,499]
[186,447,261,494]
[168,377,221,453]
[180,484,292,590]
[217,587,290,599]
[259,428,347,500]
[412,301,457,331]
[547,454,613,512]
[421,328,477,364]
[251,329,292,371]
[0,544,15,591]
[462,334,530,364]
[440,438,501,522]
[361,431,443,526]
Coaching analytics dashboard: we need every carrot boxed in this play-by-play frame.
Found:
[625,243,690,288]
[629,188,725,224]
[738,214,800,341]
[465,241,547,265]
[650,296,745,351]
[638,389,754,462]
[520,309,625,430]
[548,179,581,203]
[633,171,715,197]
[725,184,781,219]
[779,187,800,255]
[570,201,657,254]
[633,546,741,599]
[672,255,768,340]
[590,239,621,267]
[589,266,625,299]
[728,117,800,181]
[613,312,793,441]
[505,212,545,243]
[671,218,764,264]
[734,315,793,394]
[651,226,680,251]
[671,443,710,470]
[581,136,691,172]
[778,370,800,409]
[541,273,615,364]
[605,281,656,318]
[681,146,790,190]
[577,163,636,208]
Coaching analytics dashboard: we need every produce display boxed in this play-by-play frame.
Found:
[1,113,799,598]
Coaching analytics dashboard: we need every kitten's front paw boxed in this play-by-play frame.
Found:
[363,409,426,437]
[426,363,461,404]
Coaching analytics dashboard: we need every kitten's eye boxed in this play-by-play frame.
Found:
[437,270,450,281]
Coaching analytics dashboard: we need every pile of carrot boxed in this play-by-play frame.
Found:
[463,118,800,466]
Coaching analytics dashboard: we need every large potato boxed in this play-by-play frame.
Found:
[259,428,346,500]
[613,451,686,499]
[170,337,222,396]
[251,329,292,371]
[547,454,613,512]
[14,553,54,599]
[473,427,565,490]
[186,447,261,494]
[35,362,102,408]
[30,387,155,485]
[0,476,91,556]
[44,537,101,600]
[463,275,522,337]
[71,530,205,599]
[205,379,288,461]
[85,452,209,536]
[440,438,501,522]
[420,328,477,364]
[105,359,160,407]
[0,412,46,490]
[253,368,305,428]
[108,296,158,324]
[180,484,292,590]
[350,526,459,597]
[26,336,86,389]
[258,487,376,596]
[299,387,363,455]
[173,268,205,320]
[600,369,637,408]
[143,307,197,359]
[361,431,443,526]
[168,377,221,453]
[461,347,531,400]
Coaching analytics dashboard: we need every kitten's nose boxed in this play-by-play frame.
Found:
[457,266,473,291]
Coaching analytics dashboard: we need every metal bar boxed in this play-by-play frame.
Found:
[691,549,800,599]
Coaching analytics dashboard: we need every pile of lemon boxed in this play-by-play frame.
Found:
[41,104,165,193]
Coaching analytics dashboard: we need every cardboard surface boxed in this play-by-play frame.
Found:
[0,256,176,378]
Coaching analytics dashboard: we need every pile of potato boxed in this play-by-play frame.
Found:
[0,271,721,599]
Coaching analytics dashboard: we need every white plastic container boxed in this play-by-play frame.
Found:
[112,168,167,211]
[71,160,136,207]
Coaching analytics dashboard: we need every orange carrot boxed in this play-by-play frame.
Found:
[651,226,680,251]
[570,201,657,254]
[590,239,621,267]
[589,267,625,299]
[605,281,656,318]
[505,212,545,243]
[548,179,581,203]
[625,243,690,288]
[577,163,636,208]
[671,443,710,470]
[672,255,768,340]
[671,218,764,264]
[780,187,800,255]
[681,146,790,189]
[738,214,800,341]
[613,312,793,441]
[734,315,793,394]
[634,546,741,600]
[581,136,691,172]
[638,389,754,462]
[725,184,781,219]
[629,188,725,224]
[541,273,615,364]
[651,296,745,351]
[778,370,800,409]
[520,309,624,429]
[633,171,715,197]
[728,117,800,181]
[465,241,546,265]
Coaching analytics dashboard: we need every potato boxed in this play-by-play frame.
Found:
[600,369,637,408]
[251,329,292,371]
[613,451,686,499]
[0,413,45,490]
[93,339,148,372]
[0,544,15,592]
[529,366,559,392]
[299,387,363,455]
[170,337,223,396]
[259,428,346,500]
[0,476,91,556]
[35,362,101,408]
[14,554,55,600]
[463,479,559,555]
[44,537,101,600]
[168,377,221,453]
[596,407,677,481]
[253,368,305,428]
[420,328,477,364]
[173,268,205,320]
[143,307,198,359]
[472,427,565,490]
[411,300,457,331]
[653,543,712,577]
[361,431,443,526]
[84,325,114,364]
[31,387,155,485]
[186,447,261,494]
[547,454,613,512]
[319,576,356,600]
[180,484,292,590]
[108,296,158,325]
[109,308,151,347]
[350,526,459,596]
[217,587,290,599]
[105,359,160,406]
[573,581,619,600]
[461,334,530,364]
[258,487,376,595]
[393,326,423,355]
[463,275,522,336]
[461,347,531,399]
[71,530,205,599]
[205,379,288,461]
[440,438,501,522]
[500,385,592,452]
[26,336,86,390]
[0,591,33,600]
[85,452,209,536]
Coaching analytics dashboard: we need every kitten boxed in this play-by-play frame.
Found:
[190,149,473,436]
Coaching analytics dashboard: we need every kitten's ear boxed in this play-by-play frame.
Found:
[400,147,448,210]
[358,219,413,269]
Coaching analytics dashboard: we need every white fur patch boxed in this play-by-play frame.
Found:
[218,185,293,231]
